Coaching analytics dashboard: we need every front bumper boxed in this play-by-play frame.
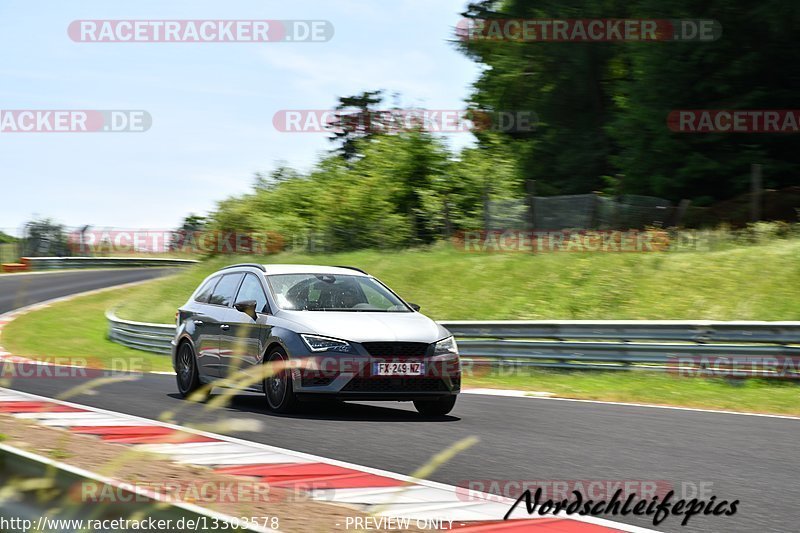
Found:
[297,375,460,401]
[291,343,461,401]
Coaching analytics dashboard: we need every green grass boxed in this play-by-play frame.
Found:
[115,239,800,323]
[0,243,19,265]
[2,287,174,373]
[469,369,800,416]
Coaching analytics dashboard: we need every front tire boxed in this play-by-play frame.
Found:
[264,347,298,413]
[414,396,457,416]
[176,341,208,400]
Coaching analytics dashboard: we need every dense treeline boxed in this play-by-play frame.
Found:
[461,0,800,201]
[212,132,521,250]
[209,0,800,250]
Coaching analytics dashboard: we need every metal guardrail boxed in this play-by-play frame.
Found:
[444,320,800,376]
[439,320,800,344]
[106,314,800,377]
[23,256,198,270]
[107,310,176,354]
[0,444,272,532]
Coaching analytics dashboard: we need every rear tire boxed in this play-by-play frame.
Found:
[176,342,209,401]
[264,347,298,413]
[414,396,457,416]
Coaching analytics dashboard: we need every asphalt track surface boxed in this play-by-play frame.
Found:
[2,269,797,533]
[0,268,175,313]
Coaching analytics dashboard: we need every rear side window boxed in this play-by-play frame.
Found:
[194,276,219,303]
[209,273,244,307]
[236,273,269,313]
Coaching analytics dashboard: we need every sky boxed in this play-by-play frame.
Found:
[0,0,481,234]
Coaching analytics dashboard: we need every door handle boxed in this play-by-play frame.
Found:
[193,320,204,327]
[220,324,230,331]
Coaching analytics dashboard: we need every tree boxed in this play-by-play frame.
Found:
[349,131,452,244]
[459,0,800,203]
[207,129,456,250]
[22,218,69,257]
[328,90,385,160]
[170,213,207,252]
[609,0,800,203]
[458,0,626,195]
[253,163,301,191]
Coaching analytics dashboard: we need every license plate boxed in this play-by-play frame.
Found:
[373,362,424,376]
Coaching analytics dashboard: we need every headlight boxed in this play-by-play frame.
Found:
[301,334,353,353]
[434,336,459,357]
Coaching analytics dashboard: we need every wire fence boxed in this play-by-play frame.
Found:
[485,186,800,231]
[486,194,678,231]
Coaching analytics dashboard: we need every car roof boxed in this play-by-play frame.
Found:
[246,264,370,276]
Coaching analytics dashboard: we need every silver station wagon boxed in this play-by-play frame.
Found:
[172,263,460,415]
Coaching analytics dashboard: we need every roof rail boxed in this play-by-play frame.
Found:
[220,263,266,272]
[334,265,369,275]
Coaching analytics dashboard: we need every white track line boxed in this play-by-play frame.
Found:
[462,388,800,420]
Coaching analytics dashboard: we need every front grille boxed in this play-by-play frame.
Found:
[342,377,450,392]
[361,342,430,358]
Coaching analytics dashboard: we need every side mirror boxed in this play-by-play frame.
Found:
[234,300,258,320]
[408,303,421,312]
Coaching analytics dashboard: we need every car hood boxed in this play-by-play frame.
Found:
[276,310,450,344]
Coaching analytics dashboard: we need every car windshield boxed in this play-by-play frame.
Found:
[266,273,410,312]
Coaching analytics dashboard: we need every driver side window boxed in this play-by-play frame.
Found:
[236,273,269,313]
